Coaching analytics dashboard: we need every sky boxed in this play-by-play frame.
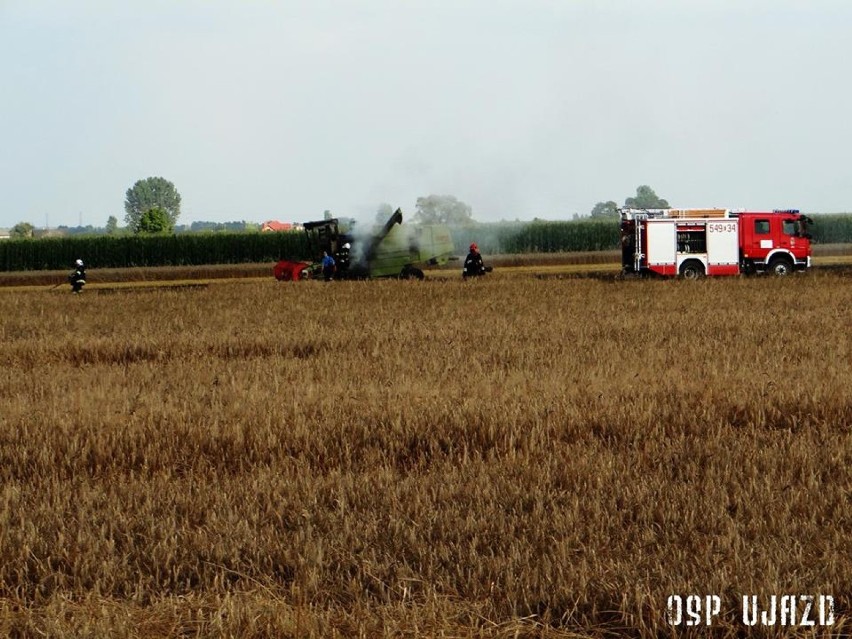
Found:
[1,0,851,229]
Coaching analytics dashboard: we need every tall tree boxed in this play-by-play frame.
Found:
[625,185,669,209]
[136,206,173,234]
[413,194,473,225]
[590,200,619,218]
[124,177,182,231]
[11,221,35,238]
[105,215,118,235]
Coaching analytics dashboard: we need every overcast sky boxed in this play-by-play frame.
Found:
[2,0,851,229]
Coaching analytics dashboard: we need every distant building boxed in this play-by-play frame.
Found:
[261,221,300,232]
[0,228,10,240]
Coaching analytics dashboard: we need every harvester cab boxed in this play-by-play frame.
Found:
[303,218,356,277]
[272,217,356,281]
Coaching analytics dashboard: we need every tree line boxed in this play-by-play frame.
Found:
[8,179,849,243]
[8,179,670,238]
[589,185,670,218]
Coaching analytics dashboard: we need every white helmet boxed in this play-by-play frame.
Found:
[343,243,351,250]
[75,259,84,267]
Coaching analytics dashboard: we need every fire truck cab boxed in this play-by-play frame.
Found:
[620,208,813,278]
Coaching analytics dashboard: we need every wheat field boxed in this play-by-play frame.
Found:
[0,271,849,637]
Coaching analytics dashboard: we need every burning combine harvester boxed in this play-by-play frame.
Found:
[274,208,457,281]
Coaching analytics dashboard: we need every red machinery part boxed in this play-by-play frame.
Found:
[273,260,311,281]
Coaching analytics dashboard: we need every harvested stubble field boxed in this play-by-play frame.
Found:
[0,271,850,638]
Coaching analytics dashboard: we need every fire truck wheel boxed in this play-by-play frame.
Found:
[679,260,705,280]
[768,257,793,276]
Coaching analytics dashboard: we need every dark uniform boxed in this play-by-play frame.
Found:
[463,243,486,278]
[335,242,351,275]
[69,259,86,293]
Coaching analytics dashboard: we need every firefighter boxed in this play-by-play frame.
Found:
[321,251,336,281]
[68,259,86,293]
[335,242,351,275]
[463,243,486,278]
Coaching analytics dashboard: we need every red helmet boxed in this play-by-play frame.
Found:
[469,243,478,251]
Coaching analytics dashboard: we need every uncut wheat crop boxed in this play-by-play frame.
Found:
[0,272,849,638]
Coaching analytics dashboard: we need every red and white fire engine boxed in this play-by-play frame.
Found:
[619,208,813,278]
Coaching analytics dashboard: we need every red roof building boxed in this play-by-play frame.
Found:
[261,221,295,232]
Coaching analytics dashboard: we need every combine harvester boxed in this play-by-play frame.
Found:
[274,208,456,281]
[620,207,813,278]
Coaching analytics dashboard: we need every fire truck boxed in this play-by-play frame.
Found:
[620,208,813,278]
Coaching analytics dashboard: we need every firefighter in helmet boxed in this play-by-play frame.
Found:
[335,242,351,275]
[463,243,486,278]
[68,259,86,293]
